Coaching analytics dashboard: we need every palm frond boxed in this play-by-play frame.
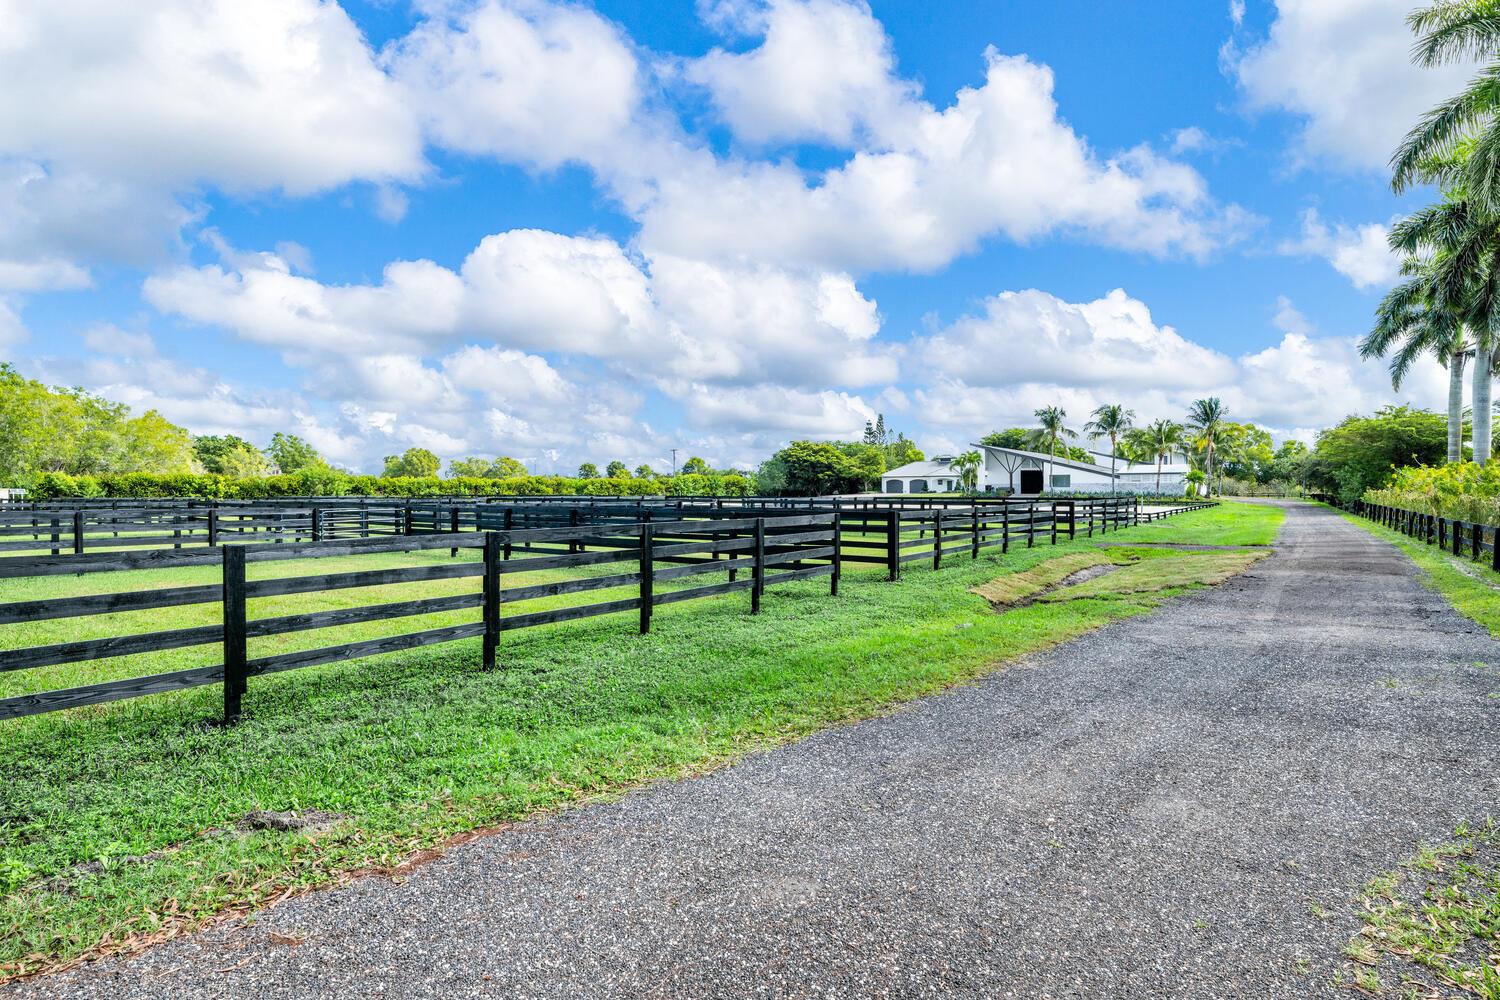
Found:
[1409,0,1500,67]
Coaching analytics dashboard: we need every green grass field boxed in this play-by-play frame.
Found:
[0,500,1283,979]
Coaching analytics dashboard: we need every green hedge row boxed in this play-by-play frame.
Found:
[22,470,753,500]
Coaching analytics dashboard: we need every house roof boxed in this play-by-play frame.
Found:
[884,459,958,478]
[972,444,1115,476]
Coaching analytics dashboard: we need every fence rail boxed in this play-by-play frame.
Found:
[1354,500,1500,570]
[0,514,840,723]
[0,496,1213,724]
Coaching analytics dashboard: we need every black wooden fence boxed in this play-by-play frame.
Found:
[0,496,1215,724]
[1355,500,1500,571]
[0,495,1215,566]
[0,513,838,723]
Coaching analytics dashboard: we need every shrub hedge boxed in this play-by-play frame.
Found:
[1364,462,1500,524]
[22,470,753,501]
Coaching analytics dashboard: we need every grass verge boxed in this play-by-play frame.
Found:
[0,500,1284,980]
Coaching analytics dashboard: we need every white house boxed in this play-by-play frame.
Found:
[881,447,1195,496]
[881,456,962,493]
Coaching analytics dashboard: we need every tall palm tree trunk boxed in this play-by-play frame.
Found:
[1475,343,1494,466]
[1109,435,1117,496]
[1448,351,1467,464]
[1155,454,1162,494]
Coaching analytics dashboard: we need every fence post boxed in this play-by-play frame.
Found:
[639,523,655,632]
[482,532,501,669]
[310,507,322,544]
[1068,500,1077,540]
[1492,526,1500,572]
[1050,504,1059,545]
[1002,504,1010,553]
[72,510,84,555]
[207,509,219,548]
[49,516,60,556]
[971,507,980,559]
[752,518,766,612]
[932,513,942,570]
[1474,522,1482,560]
[221,544,247,723]
[831,513,842,596]
[450,507,460,558]
[1134,497,1140,526]
[887,511,899,581]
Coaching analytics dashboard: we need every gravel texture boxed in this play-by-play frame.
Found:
[10,500,1500,999]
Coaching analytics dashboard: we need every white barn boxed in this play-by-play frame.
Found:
[979,445,1196,496]
[882,447,1196,496]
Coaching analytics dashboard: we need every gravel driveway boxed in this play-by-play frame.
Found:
[11,500,1500,999]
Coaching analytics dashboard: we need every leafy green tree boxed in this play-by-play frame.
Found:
[193,434,258,474]
[267,432,324,474]
[1268,440,1311,487]
[1217,423,1276,483]
[577,462,600,479]
[1305,406,1447,503]
[447,457,494,478]
[492,456,527,477]
[680,456,710,475]
[382,447,440,478]
[605,460,629,478]
[980,428,1030,449]
[633,464,655,479]
[883,434,922,468]
[773,441,869,495]
[1084,403,1135,493]
[218,443,272,477]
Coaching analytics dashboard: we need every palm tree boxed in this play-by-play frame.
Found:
[951,450,982,494]
[1361,253,1471,463]
[1185,398,1227,495]
[1388,198,1499,465]
[1131,419,1185,496]
[1084,403,1135,494]
[1391,3,1500,212]
[1033,406,1076,494]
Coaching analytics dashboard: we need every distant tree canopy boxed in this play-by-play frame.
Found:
[1303,406,1447,504]
[267,432,325,474]
[577,462,600,479]
[680,456,710,475]
[633,464,654,479]
[605,460,629,478]
[448,456,528,478]
[0,363,196,485]
[382,447,440,479]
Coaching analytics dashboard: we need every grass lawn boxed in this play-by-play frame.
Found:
[0,500,1283,980]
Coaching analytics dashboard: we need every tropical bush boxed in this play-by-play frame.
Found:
[24,471,752,500]
[1365,463,1500,524]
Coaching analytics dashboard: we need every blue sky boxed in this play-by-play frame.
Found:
[0,0,1469,473]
